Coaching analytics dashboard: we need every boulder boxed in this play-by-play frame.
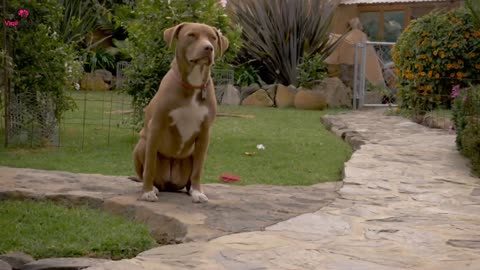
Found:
[328,64,354,89]
[364,91,383,104]
[275,84,296,108]
[287,85,297,93]
[240,83,261,101]
[241,89,274,107]
[93,69,113,83]
[0,252,34,270]
[263,84,277,101]
[221,84,241,105]
[294,88,327,110]
[0,260,11,270]
[313,77,352,108]
[215,85,226,104]
[21,258,110,270]
[80,73,110,91]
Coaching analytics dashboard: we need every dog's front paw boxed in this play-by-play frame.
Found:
[139,190,158,202]
[190,189,208,203]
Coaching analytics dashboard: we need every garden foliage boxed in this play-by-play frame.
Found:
[3,0,80,118]
[452,85,480,175]
[227,0,340,87]
[121,0,241,117]
[392,8,480,111]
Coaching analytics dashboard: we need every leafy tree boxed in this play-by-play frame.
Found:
[121,0,241,119]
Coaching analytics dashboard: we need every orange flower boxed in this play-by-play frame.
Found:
[457,60,463,65]
[428,71,433,78]
[420,71,426,77]
[452,43,459,48]
[419,85,425,90]
[440,52,446,59]
[475,64,480,69]
[433,49,439,56]
[426,85,433,91]
[465,33,470,38]
[435,73,440,78]
[457,72,464,78]
[474,31,480,38]
[446,63,453,69]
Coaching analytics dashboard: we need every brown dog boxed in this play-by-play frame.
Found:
[132,22,228,203]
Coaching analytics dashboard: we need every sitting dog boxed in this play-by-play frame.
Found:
[132,22,228,203]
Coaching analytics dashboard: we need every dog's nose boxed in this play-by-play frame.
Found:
[204,44,213,52]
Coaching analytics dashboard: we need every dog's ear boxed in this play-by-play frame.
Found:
[164,23,187,49]
[215,28,229,57]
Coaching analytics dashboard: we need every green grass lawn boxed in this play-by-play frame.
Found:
[0,200,156,259]
[0,91,352,185]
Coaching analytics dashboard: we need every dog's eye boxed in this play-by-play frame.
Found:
[187,33,196,38]
[211,35,217,41]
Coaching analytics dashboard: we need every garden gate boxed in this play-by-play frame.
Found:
[353,41,397,109]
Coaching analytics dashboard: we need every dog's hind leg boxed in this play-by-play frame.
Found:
[132,139,145,181]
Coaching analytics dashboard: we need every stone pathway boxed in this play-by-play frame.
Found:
[1,109,479,269]
[0,165,339,244]
[89,109,479,270]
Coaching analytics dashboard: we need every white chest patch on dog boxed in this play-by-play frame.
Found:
[169,90,208,153]
[187,65,204,86]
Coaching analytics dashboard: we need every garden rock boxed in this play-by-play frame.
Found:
[364,91,383,104]
[21,258,110,270]
[240,83,260,101]
[220,84,241,105]
[313,77,352,108]
[263,84,277,101]
[0,260,11,270]
[326,64,355,89]
[0,253,34,270]
[214,85,225,104]
[93,69,113,83]
[294,88,327,110]
[241,89,274,107]
[0,167,339,246]
[80,73,110,91]
[275,84,296,108]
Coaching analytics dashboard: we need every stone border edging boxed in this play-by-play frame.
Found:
[321,114,366,151]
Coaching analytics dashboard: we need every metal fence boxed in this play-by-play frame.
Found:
[1,66,234,150]
[353,41,397,109]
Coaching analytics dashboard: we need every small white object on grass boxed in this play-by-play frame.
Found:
[256,144,265,150]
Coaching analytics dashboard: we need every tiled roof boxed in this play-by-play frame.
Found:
[341,0,452,5]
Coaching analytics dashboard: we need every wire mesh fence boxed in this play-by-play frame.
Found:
[59,90,137,150]
[1,88,137,150]
[1,66,234,150]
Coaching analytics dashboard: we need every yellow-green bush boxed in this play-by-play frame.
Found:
[452,85,480,175]
[392,8,480,110]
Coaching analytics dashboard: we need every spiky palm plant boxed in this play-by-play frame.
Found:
[228,0,341,86]
[466,0,480,29]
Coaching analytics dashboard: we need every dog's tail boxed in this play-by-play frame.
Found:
[127,176,142,182]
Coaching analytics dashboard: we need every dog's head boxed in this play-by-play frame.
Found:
[164,22,229,66]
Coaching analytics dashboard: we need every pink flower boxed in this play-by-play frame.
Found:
[451,84,461,99]
[219,0,227,7]
[18,9,29,19]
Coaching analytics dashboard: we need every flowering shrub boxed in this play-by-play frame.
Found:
[452,85,480,175]
[392,8,480,111]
